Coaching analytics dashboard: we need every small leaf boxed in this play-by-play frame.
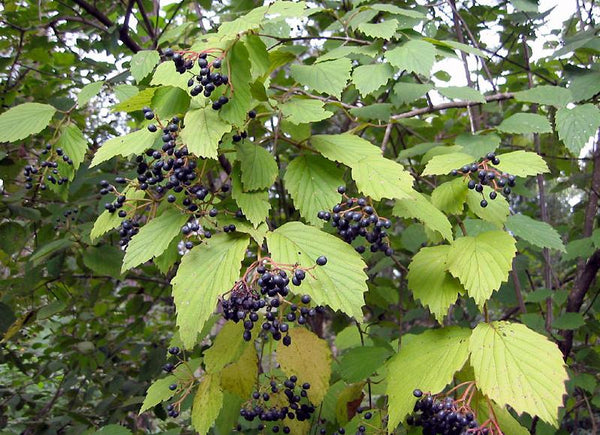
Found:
[438,86,485,103]
[407,246,464,322]
[431,178,468,215]
[568,71,600,102]
[447,231,517,307]
[349,103,392,121]
[139,376,176,414]
[455,133,500,159]
[339,346,392,383]
[488,150,549,177]
[122,208,189,272]
[556,104,600,155]
[351,63,394,96]
[497,113,552,134]
[279,98,334,124]
[291,58,352,99]
[422,152,475,176]
[151,61,198,90]
[90,190,146,242]
[551,312,585,330]
[231,165,271,227]
[130,50,160,83]
[311,133,381,167]
[469,321,568,426]
[391,82,433,106]
[0,103,56,143]
[192,373,223,434]
[244,34,270,78]
[351,156,414,200]
[506,214,565,252]
[386,327,471,428]
[283,155,344,226]
[180,107,232,159]
[171,234,249,348]
[236,142,278,190]
[513,86,572,107]
[56,124,87,170]
[111,87,158,113]
[385,40,436,76]
[90,128,159,167]
[357,19,398,39]
[276,328,332,405]
[393,191,453,241]
[77,81,104,106]
[266,222,368,319]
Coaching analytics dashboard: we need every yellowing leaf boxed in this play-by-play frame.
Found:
[266,222,367,319]
[192,373,223,434]
[171,234,249,348]
[386,327,471,429]
[447,231,517,307]
[407,246,464,322]
[469,322,568,426]
[220,344,258,399]
[276,328,332,405]
[203,322,247,373]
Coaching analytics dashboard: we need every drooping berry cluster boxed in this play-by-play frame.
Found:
[162,346,183,419]
[318,187,393,256]
[163,48,230,110]
[450,153,516,208]
[221,258,326,346]
[117,219,140,247]
[237,375,316,431]
[408,389,491,435]
[23,143,74,191]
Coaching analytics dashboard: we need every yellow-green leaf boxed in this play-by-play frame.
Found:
[351,156,414,200]
[0,103,56,143]
[192,373,223,434]
[180,107,232,159]
[393,191,453,241]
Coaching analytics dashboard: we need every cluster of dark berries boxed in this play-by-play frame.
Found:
[318,187,393,256]
[164,49,230,110]
[450,153,516,208]
[162,347,182,418]
[117,219,140,247]
[53,208,79,230]
[24,143,74,190]
[237,375,315,431]
[221,259,326,345]
[407,389,488,435]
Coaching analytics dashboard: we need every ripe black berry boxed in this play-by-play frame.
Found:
[316,256,327,266]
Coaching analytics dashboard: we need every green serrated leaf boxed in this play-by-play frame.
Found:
[556,104,600,155]
[391,82,434,106]
[513,86,572,107]
[231,165,271,227]
[438,86,485,103]
[130,50,160,83]
[0,103,56,143]
[497,113,552,134]
[77,81,104,106]
[204,322,247,373]
[276,328,332,405]
[283,155,344,226]
[139,376,176,414]
[151,61,199,90]
[393,191,453,241]
[220,42,252,126]
[357,19,398,39]
[466,187,509,228]
[569,71,600,102]
[122,208,188,272]
[351,63,394,97]
[171,234,249,348]
[490,150,549,177]
[311,133,381,167]
[192,373,223,434]
[83,245,123,279]
[316,44,380,63]
[431,178,468,215]
[236,142,278,190]
[279,98,334,124]
[551,312,585,330]
[90,128,159,167]
[112,87,158,113]
[338,346,391,382]
[151,86,190,120]
[56,124,87,171]
[291,58,352,99]
[447,231,517,307]
[244,34,270,78]
[349,103,392,120]
[385,40,436,76]
[90,190,146,242]
[180,107,232,159]
[266,222,367,319]
[469,321,568,426]
[455,133,500,159]
[352,156,414,200]
[386,327,471,429]
[422,152,475,176]
[506,214,565,252]
[407,245,464,322]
